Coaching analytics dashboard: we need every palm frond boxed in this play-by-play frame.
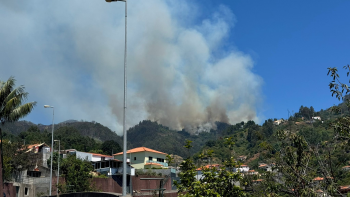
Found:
[0,92,28,115]
[7,102,36,122]
[3,85,27,105]
[0,77,15,108]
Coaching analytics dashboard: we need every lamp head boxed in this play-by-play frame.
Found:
[106,0,124,2]
[44,105,53,108]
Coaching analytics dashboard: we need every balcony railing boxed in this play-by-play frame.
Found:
[146,160,168,167]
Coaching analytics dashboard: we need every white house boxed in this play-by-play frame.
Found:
[273,119,284,126]
[233,164,249,172]
[67,149,113,162]
[312,116,321,121]
[258,163,271,171]
[92,159,135,176]
[114,147,168,169]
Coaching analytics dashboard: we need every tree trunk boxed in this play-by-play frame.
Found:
[0,127,4,197]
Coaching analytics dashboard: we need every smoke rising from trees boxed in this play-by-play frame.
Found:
[0,0,263,134]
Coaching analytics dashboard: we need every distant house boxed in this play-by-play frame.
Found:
[26,143,51,168]
[67,149,114,162]
[195,164,221,180]
[92,159,134,176]
[196,164,221,171]
[258,163,271,171]
[113,147,168,169]
[274,119,284,126]
[312,116,321,121]
[252,179,264,185]
[313,177,324,181]
[238,155,247,161]
[342,166,350,171]
[233,164,249,173]
[339,185,350,194]
[64,149,135,176]
[248,170,259,175]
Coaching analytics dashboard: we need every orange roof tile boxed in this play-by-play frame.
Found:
[145,162,163,166]
[113,147,167,156]
[340,185,350,190]
[342,166,350,168]
[91,153,113,158]
[253,179,263,182]
[240,165,248,167]
[313,177,324,181]
[196,164,220,171]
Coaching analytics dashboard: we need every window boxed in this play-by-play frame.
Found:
[157,158,164,162]
[24,187,29,196]
[101,157,105,161]
[106,161,110,168]
[148,156,153,161]
[134,157,136,160]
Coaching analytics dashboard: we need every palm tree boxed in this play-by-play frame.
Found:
[0,77,36,195]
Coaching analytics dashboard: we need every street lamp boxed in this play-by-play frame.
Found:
[105,0,128,196]
[44,105,54,196]
[54,140,60,191]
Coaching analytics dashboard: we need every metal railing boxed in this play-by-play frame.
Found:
[146,160,168,167]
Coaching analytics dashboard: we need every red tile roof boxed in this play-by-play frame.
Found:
[113,147,167,156]
[91,153,113,158]
[145,162,163,166]
[196,164,220,171]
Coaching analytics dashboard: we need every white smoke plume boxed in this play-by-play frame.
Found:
[0,0,262,134]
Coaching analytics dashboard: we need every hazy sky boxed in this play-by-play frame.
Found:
[1,0,349,134]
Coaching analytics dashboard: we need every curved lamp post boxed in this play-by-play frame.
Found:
[44,105,54,196]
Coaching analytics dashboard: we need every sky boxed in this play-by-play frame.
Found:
[0,0,349,134]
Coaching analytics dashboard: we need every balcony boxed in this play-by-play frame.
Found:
[146,160,168,167]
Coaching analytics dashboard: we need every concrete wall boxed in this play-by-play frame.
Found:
[3,183,16,197]
[135,169,173,177]
[45,192,120,197]
[92,175,172,196]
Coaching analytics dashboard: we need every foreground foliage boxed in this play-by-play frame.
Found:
[175,140,246,197]
[0,77,36,196]
[58,154,94,193]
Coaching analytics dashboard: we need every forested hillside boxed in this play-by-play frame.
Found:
[0,103,342,160]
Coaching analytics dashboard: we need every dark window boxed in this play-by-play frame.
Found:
[157,158,164,162]
[101,162,105,168]
[106,161,110,168]
[134,157,136,160]
[101,157,105,161]
[24,188,29,195]
[149,156,153,161]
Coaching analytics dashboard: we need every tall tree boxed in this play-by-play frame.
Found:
[0,77,36,194]
[101,140,122,155]
[59,154,93,193]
